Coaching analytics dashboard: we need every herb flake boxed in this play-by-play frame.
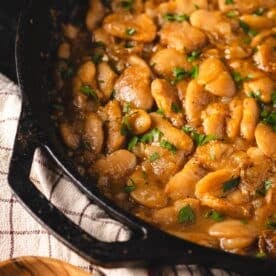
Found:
[140,128,164,144]
[126,27,136,36]
[149,152,160,162]
[163,13,189,22]
[222,177,240,193]
[80,85,98,101]
[187,51,201,62]
[178,205,196,224]
[124,178,136,192]
[182,125,217,146]
[128,136,139,150]
[205,210,224,222]
[160,140,177,154]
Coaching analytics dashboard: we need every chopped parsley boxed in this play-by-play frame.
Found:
[160,140,177,154]
[83,140,91,151]
[190,65,199,79]
[52,104,64,111]
[156,108,165,115]
[125,41,134,48]
[140,128,164,144]
[187,51,201,62]
[231,71,253,87]
[256,179,272,196]
[61,66,74,80]
[171,102,181,113]
[80,85,98,101]
[225,0,234,4]
[125,27,136,36]
[121,0,134,11]
[265,214,276,230]
[92,41,105,48]
[256,252,266,258]
[178,205,196,224]
[91,52,103,64]
[128,136,139,150]
[253,7,265,16]
[123,102,131,113]
[239,20,258,37]
[172,67,190,83]
[120,116,132,136]
[149,152,160,162]
[226,10,238,18]
[272,92,276,108]
[193,4,199,9]
[222,177,240,193]
[260,109,276,131]
[163,13,189,22]
[182,125,217,146]
[249,90,262,101]
[204,210,224,222]
[124,178,136,192]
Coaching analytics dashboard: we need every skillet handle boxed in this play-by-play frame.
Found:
[7,107,206,267]
[7,106,275,273]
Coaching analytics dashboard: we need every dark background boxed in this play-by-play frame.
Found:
[0,2,26,81]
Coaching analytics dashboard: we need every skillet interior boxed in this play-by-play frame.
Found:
[8,0,276,273]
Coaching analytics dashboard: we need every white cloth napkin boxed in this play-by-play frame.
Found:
[0,73,233,276]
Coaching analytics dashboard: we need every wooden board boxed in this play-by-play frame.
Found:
[0,256,91,276]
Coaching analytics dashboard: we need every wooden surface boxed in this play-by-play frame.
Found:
[0,256,91,276]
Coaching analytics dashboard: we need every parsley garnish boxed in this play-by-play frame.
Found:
[128,136,139,150]
[171,102,181,113]
[256,252,266,258]
[193,4,199,9]
[61,66,74,80]
[83,140,91,151]
[182,125,217,146]
[124,178,136,192]
[231,71,253,87]
[125,28,136,36]
[120,116,132,136]
[80,85,98,101]
[125,41,134,48]
[92,41,105,48]
[140,128,164,143]
[265,214,276,230]
[156,108,165,115]
[163,13,189,22]
[256,179,272,196]
[272,92,276,108]
[149,152,160,162]
[253,7,265,16]
[260,109,276,131]
[187,51,201,62]
[222,177,240,193]
[172,67,190,83]
[123,102,131,113]
[178,205,196,224]
[205,210,224,222]
[52,104,64,111]
[121,0,133,11]
[91,53,103,64]
[226,10,238,18]
[160,140,177,154]
[249,90,262,101]
[190,65,199,79]
[239,20,258,37]
[225,0,234,4]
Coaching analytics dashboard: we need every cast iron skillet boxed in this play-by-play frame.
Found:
[6,0,276,273]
